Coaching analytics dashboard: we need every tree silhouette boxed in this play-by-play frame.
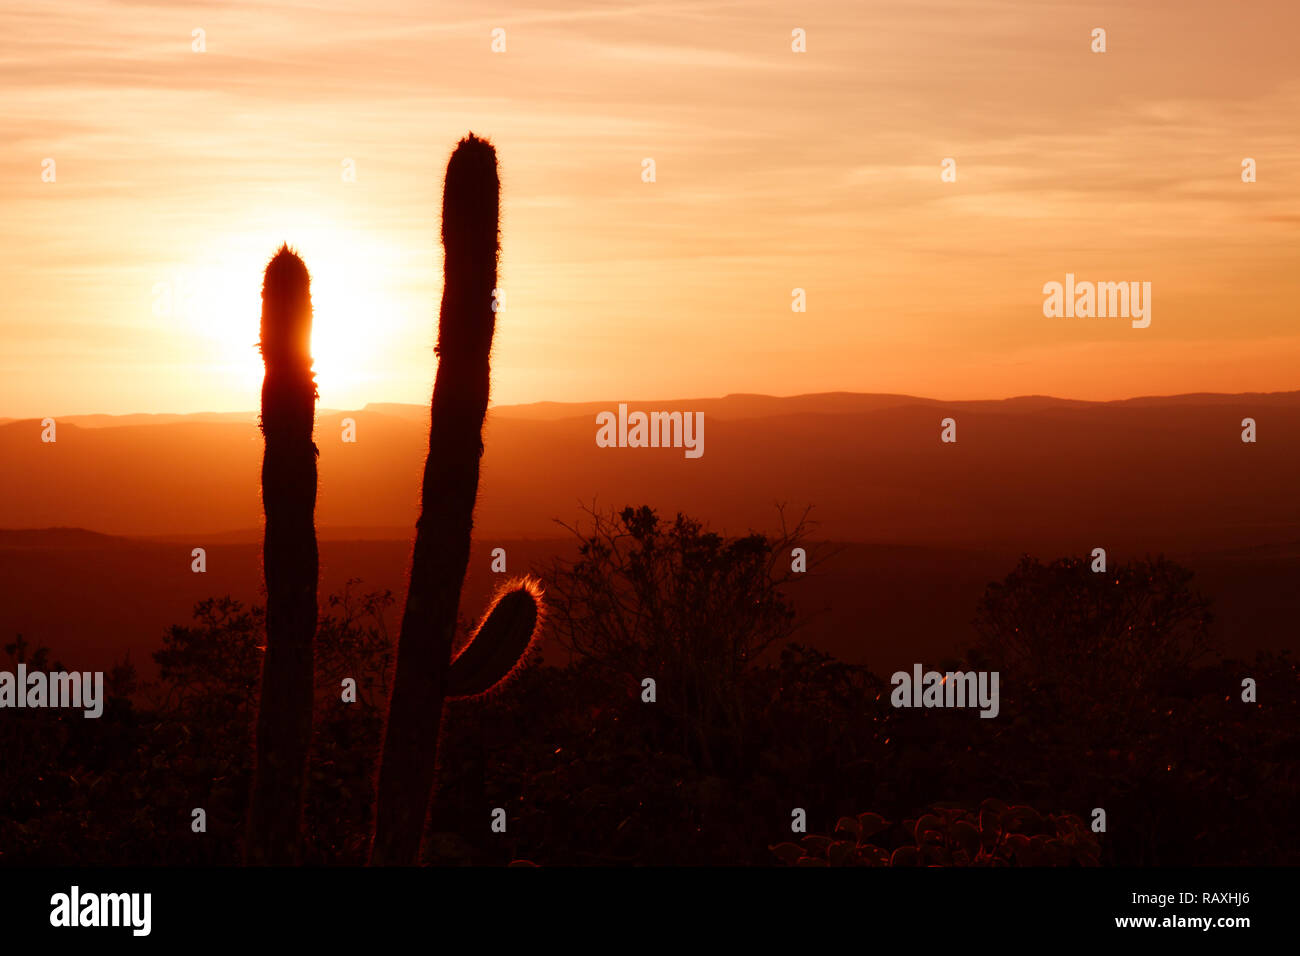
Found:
[969,554,1214,749]
[546,504,812,771]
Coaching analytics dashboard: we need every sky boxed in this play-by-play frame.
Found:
[2,0,1298,417]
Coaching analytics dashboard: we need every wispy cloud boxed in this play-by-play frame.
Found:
[2,0,1298,415]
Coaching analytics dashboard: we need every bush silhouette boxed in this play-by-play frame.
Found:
[4,539,1298,866]
[970,554,1214,745]
[547,504,812,773]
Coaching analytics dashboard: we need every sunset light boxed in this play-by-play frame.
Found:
[1,0,1296,933]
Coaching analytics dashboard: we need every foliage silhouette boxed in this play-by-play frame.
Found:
[547,504,813,774]
[3,521,1297,866]
[969,554,1215,755]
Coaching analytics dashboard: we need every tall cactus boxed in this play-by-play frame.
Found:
[370,134,543,865]
[247,244,319,865]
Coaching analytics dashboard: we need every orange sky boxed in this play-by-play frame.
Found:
[2,0,1299,417]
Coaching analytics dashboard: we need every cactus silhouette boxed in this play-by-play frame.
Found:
[247,244,319,865]
[370,134,543,865]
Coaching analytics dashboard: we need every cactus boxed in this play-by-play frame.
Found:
[445,579,542,698]
[246,244,319,865]
[370,134,543,865]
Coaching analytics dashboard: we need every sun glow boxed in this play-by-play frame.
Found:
[180,218,415,410]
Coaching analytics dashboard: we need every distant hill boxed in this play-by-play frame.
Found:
[0,532,577,677]
[0,527,1296,681]
[2,391,1297,555]
[30,409,367,429]
[3,392,1298,677]
[38,389,1300,428]
[0,527,120,548]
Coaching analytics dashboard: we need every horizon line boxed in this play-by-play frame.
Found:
[6,387,1300,424]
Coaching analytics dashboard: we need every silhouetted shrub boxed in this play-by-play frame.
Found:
[547,504,813,773]
[4,538,1298,867]
[972,555,1213,707]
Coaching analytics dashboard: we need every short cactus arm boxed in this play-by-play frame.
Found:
[446,578,543,699]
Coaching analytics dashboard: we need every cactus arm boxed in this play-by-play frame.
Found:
[446,578,543,699]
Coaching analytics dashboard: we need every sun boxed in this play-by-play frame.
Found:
[181,219,411,410]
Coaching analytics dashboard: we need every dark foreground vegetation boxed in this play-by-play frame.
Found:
[2,506,1295,866]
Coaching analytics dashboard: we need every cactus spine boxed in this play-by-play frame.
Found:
[370,134,542,865]
[247,244,319,865]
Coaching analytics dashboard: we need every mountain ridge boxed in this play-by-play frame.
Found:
[8,388,1300,429]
